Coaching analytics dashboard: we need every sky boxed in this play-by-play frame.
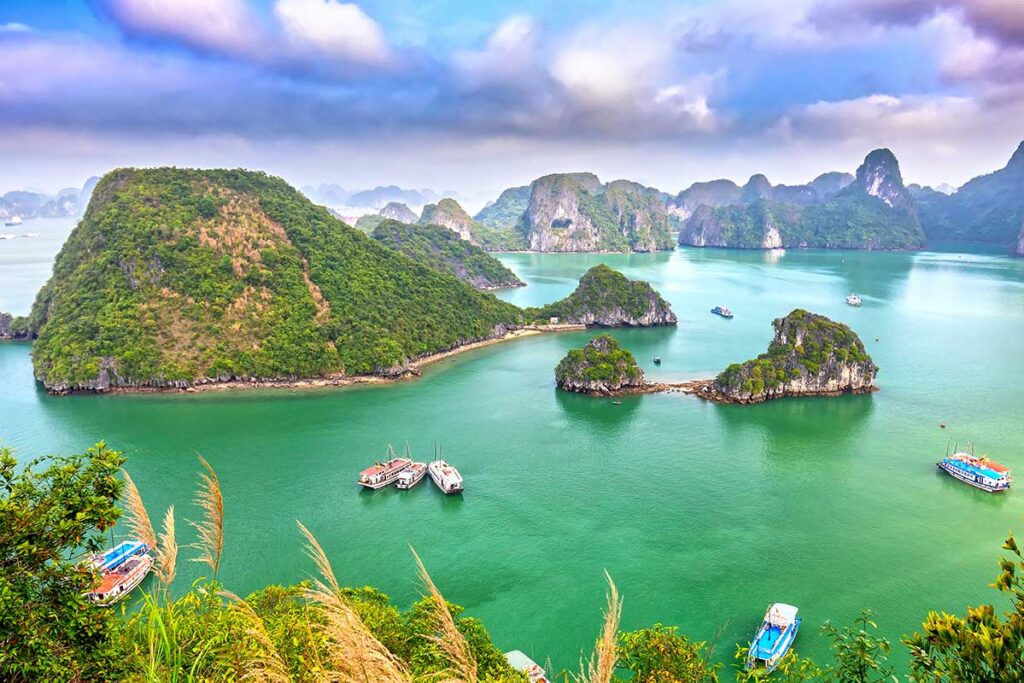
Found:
[1,0,1023,204]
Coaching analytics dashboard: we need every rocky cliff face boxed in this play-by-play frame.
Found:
[520,174,672,252]
[555,334,645,394]
[474,185,530,230]
[419,198,479,242]
[527,264,677,326]
[379,202,418,223]
[855,149,914,212]
[714,309,877,403]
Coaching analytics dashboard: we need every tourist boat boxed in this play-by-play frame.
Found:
[711,306,734,318]
[937,446,1012,492]
[653,356,662,365]
[396,461,428,489]
[0,233,15,240]
[84,540,153,606]
[4,215,22,227]
[428,457,464,495]
[504,651,549,683]
[745,603,801,673]
[358,445,412,489]
[845,294,862,306]
[22,232,41,238]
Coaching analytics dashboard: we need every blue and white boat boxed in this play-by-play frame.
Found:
[937,450,1011,493]
[84,540,153,606]
[746,603,801,673]
[711,306,734,319]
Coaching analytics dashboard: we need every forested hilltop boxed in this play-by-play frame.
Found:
[27,168,523,393]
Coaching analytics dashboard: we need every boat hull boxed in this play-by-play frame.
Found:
[937,461,1010,492]
[747,617,801,673]
[87,555,154,606]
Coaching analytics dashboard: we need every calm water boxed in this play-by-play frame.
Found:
[2,225,1024,675]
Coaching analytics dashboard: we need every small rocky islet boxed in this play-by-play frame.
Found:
[555,309,877,404]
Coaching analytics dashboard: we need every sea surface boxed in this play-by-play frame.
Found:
[2,220,1024,675]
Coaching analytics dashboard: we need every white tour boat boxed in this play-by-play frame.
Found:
[845,294,862,307]
[84,540,154,606]
[395,461,428,489]
[0,233,15,240]
[4,215,23,227]
[505,651,549,683]
[358,445,412,490]
[428,458,464,494]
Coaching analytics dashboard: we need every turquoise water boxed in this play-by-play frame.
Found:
[2,237,1024,675]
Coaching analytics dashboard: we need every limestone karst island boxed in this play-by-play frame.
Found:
[2,1,1024,681]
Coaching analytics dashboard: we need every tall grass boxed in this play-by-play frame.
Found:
[220,590,291,683]
[298,521,410,682]
[154,505,178,586]
[411,546,479,683]
[121,469,157,549]
[189,455,224,579]
[575,572,621,683]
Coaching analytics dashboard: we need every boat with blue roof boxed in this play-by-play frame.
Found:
[711,306,734,318]
[937,445,1011,492]
[745,603,801,673]
[84,540,153,606]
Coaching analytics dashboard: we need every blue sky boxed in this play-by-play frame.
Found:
[1,0,1022,204]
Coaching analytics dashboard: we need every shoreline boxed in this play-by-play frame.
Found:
[72,323,589,396]
[571,380,879,404]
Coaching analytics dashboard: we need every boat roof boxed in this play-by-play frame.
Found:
[949,453,1011,474]
[768,603,798,626]
[505,650,541,671]
[360,458,411,476]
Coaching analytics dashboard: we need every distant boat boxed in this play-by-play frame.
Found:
[711,306,734,319]
[504,650,549,683]
[395,461,428,490]
[845,294,862,307]
[4,215,22,227]
[428,449,464,494]
[358,444,411,490]
[22,232,41,238]
[653,356,662,365]
[746,603,801,673]
[938,444,1011,492]
[0,233,15,241]
[84,540,153,606]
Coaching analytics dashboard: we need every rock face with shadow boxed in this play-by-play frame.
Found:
[0,312,31,340]
[713,309,877,403]
[555,334,645,394]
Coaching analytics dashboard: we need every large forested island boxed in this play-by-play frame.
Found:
[19,169,674,394]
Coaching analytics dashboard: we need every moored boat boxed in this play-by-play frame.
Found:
[711,306,734,318]
[745,603,801,673]
[4,215,22,227]
[428,457,464,494]
[359,444,412,489]
[504,650,549,683]
[937,447,1011,492]
[653,356,662,365]
[396,461,428,489]
[0,233,15,240]
[84,540,153,606]
[845,294,862,306]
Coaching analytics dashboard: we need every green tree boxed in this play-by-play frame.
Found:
[0,443,126,682]
[617,624,720,682]
[903,530,1024,681]
[820,610,896,682]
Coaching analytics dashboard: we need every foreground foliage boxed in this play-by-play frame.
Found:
[4,442,1024,682]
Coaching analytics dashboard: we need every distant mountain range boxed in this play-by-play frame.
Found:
[300,184,457,210]
[0,176,100,220]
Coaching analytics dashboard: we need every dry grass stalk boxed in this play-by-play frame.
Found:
[575,571,621,683]
[220,590,292,683]
[121,469,157,549]
[410,546,478,683]
[154,505,178,585]
[189,455,224,578]
[296,521,410,683]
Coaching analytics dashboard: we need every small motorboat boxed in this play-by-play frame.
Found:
[0,233,15,240]
[22,232,41,238]
[395,461,428,490]
[746,603,801,673]
[504,650,549,683]
[845,294,862,307]
[84,540,153,606]
[4,215,22,227]
[711,306,734,319]
[653,356,662,365]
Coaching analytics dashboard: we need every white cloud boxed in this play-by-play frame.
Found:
[453,15,543,88]
[780,93,979,140]
[273,0,392,66]
[98,0,257,56]
[0,22,31,33]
